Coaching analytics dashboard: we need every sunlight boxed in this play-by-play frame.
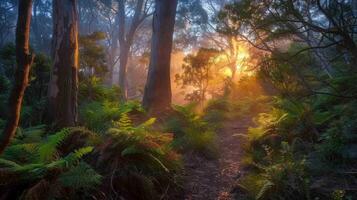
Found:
[222,67,233,77]
[216,39,252,78]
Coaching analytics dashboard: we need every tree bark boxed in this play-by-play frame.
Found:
[48,0,79,128]
[142,0,178,114]
[117,0,145,101]
[0,0,34,155]
[118,43,130,100]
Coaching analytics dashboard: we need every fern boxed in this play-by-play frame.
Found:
[116,112,133,130]
[0,158,21,168]
[256,180,274,200]
[2,143,38,162]
[58,162,101,189]
[38,128,70,162]
[48,146,94,169]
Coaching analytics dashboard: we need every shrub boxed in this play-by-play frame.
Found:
[79,76,121,103]
[95,113,181,200]
[166,104,218,158]
[238,143,310,200]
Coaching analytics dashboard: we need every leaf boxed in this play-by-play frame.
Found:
[256,180,274,200]
[139,118,156,128]
[121,146,143,157]
[313,111,335,125]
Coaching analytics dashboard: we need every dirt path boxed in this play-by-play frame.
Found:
[182,117,253,200]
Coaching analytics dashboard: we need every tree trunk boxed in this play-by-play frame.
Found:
[117,0,145,101]
[0,0,34,155]
[142,0,178,114]
[118,43,130,100]
[108,30,118,85]
[48,0,79,128]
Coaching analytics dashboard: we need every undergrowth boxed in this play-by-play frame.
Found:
[165,103,219,159]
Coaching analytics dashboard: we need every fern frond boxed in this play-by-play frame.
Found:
[0,158,21,168]
[22,125,46,143]
[118,112,133,129]
[2,143,38,162]
[51,146,94,168]
[256,180,274,200]
[38,128,70,162]
[58,162,101,189]
[121,146,143,157]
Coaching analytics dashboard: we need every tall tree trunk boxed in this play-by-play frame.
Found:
[142,0,178,114]
[108,28,118,85]
[118,43,130,100]
[0,0,34,155]
[117,0,145,101]
[48,0,79,128]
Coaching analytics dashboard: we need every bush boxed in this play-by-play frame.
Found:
[79,76,121,103]
[95,113,181,200]
[202,98,229,129]
[238,143,310,200]
[166,104,218,158]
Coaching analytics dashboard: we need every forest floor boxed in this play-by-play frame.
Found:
[181,116,255,200]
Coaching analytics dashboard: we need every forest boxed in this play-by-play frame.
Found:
[0,0,357,199]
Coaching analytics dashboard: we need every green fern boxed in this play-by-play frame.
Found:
[0,127,101,199]
[256,180,274,200]
[38,128,70,162]
[58,161,102,189]
[48,146,94,169]
[116,112,133,130]
[0,158,21,168]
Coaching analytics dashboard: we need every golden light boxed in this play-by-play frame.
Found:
[234,42,250,72]
[221,67,233,77]
[216,38,252,78]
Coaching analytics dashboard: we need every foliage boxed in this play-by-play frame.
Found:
[202,97,229,129]
[175,48,221,104]
[235,69,357,199]
[79,31,107,79]
[239,143,310,200]
[0,44,52,125]
[95,113,181,200]
[165,104,218,158]
[0,126,101,199]
[79,100,144,133]
[79,76,121,103]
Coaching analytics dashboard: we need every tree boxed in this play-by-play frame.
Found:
[31,0,52,53]
[0,0,17,48]
[142,0,178,114]
[0,0,34,154]
[219,0,357,72]
[48,0,79,128]
[79,31,107,79]
[117,0,152,100]
[175,48,220,105]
